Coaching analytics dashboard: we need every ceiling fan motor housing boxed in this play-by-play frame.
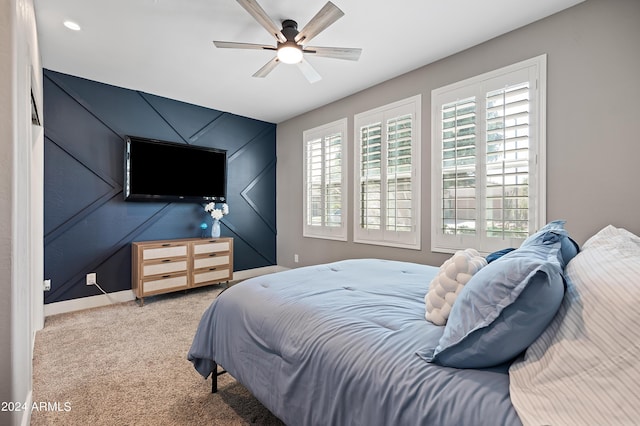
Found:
[280,20,300,42]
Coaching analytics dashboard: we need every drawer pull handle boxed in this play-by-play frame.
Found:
[161,243,171,247]
[209,268,217,271]
[209,253,217,257]
[162,259,171,263]
[162,274,171,278]
[208,239,217,243]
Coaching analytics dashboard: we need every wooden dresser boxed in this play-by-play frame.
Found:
[131,237,233,305]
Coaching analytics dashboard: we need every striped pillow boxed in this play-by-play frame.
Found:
[509,225,640,426]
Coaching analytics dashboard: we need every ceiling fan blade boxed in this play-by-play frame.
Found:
[236,0,286,43]
[252,57,280,78]
[297,59,322,83]
[213,41,276,51]
[295,2,344,44]
[303,46,362,61]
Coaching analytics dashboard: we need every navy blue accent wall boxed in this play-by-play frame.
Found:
[43,69,277,304]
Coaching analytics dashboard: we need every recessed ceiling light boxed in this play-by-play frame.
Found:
[63,20,81,31]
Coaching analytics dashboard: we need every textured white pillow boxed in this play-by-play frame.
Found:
[424,248,487,325]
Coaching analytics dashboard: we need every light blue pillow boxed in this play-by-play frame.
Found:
[522,220,579,268]
[418,230,565,369]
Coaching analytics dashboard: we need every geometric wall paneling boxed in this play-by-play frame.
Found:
[43,134,119,236]
[225,125,277,265]
[45,238,131,303]
[228,125,277,174]
[241,159,277,233]
[222,222,275,271]
[45,70,185,143]
[133,203,212,242]
[139,92,225,144]
[192,111,274,154]
[43,197,171,303]
[43,76,126,183]
[43,69,277,303]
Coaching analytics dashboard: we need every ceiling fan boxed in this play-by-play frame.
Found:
[213,0,362,83]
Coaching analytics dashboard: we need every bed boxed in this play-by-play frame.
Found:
[188,223,640,426]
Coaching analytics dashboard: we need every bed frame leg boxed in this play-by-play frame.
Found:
[211,362,228,393]
[212,362,218,393]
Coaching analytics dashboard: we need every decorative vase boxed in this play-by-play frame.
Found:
[211,219,221,238]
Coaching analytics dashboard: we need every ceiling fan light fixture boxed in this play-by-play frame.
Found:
[277,43,303,64]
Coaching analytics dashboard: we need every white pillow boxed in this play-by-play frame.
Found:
[424,248,487,325]
[509,225,640,426]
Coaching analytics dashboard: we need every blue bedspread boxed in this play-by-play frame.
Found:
[188,259,521,426]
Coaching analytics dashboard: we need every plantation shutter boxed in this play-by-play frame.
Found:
[303,118,347,241]
[360,121,382,231]
[386,114,413,232]
[324,133,343,228]
[354,95,421,249]
[441,97,477,237]
[306,137,323,227]
[485,82,530,239]
[431,55,545,253]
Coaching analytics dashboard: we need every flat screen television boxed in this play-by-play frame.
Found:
[124,135,227,203]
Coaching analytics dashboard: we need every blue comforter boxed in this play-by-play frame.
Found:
[188,259,521,426]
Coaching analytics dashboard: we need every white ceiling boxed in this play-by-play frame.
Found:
[34,0,584,123]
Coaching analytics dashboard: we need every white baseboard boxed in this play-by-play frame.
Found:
[231,265,288,282]
[43,265,288,318]
[44,289,136,317]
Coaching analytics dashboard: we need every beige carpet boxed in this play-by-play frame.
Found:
[32,286,285,425]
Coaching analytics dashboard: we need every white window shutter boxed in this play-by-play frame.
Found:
[303,118,348,241]
[432,55,546,254]
[354,95,421,249]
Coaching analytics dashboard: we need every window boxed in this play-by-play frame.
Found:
[303,118,348,240]
[431,55,546,253]
[354,95,421,249]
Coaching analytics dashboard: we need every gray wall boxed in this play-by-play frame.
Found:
[276,0,640,269]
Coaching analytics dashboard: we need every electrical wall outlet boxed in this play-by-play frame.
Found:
[86,273,97,286]
[294,254,299,263]
[43,279,51,291]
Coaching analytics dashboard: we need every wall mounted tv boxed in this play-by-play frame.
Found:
[124,135,227,203]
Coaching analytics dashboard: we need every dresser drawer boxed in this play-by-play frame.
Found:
[193,268,231,285]
[143,259,188,277]
[194,255,230,270]
[142,244,188,260]
[142,273,188,293]
[193,240,230,255]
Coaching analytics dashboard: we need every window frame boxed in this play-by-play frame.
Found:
[302,118,348,241]
[353,95,422,250]
[431,55,547,254]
